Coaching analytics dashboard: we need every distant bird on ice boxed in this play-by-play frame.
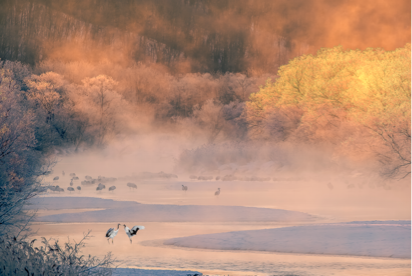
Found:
[77,186,81,191]
[182,185,188,191]
[67,187,74,193]
[109,186,116,192]
[214,188,220,196]
[106,224,121,244]
[96,186,105,192]
[70,180,73,186]
[53,176,59,181]
[123,224,145,244]
[127,182,137,190]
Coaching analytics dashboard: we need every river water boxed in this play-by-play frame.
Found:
[33,168,411,275]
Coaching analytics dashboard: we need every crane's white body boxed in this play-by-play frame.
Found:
[106,224,121,244]
[124,225,145,243]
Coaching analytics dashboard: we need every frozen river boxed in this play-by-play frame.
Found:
[30,168,411,276]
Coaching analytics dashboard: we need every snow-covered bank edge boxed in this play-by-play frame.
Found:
[164,221,411,258]
[112,267,202,276]
[29,197,317,223]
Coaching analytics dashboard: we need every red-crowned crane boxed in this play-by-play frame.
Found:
[214,188,220,196]
[123,224,145,244]
[127,183,137,190]
[182,185,188,191]
[106,224,121,244]
[77,186,81,192]
[109,186,116,192]
[67,187,74,193]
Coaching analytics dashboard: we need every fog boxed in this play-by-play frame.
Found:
[0,1,410,274]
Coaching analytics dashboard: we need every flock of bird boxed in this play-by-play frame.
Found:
[50,171,222,196]
[48,171,221,246]
[182,184,221,196]
[106,224,145,244]
[49,172,124,193]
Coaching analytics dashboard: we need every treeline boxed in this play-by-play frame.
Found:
[1,44,410,183]
[2,0,409,74]
[0,60,115,275]
[1,59,267,154]
[246,44,411,178]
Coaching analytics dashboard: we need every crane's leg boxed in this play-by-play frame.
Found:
[130,239,132,244]
[112,239,114,244]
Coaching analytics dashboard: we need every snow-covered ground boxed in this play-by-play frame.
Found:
[112,268,202,276]
[26,197,139,209]
[31,197,316,222]
[165,221,411,258]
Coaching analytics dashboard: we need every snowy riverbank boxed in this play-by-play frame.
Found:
[165,220,411,258]
[29,197,316,223]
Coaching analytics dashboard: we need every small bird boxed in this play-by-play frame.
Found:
[53,176,59,181]
[67,187,75,193]
[96,186,104,192]
[77,186,81,192]
[214,188,220,196]
[127,183,137,190]
[123,224,145,244]
[98,183,106,189]
[70,180,73,186]
[106,223,121,244]
[109,186,116,192]
[182,185,188,191]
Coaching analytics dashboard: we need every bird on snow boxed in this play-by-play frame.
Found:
[123,224,145,244]
[70,180,73,186]
[108,186,116,192]
[181,185,188,191]
[105,223,121,244]
[53,176,59,181]
[98,183,106,189]
[214,188,220,196]
[77,186,81,192]
[67,187,74,193]
[127,182,137,190]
